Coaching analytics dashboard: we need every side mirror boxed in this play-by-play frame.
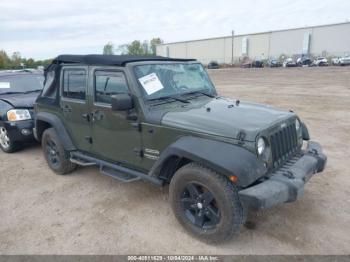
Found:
[111,93,134,111]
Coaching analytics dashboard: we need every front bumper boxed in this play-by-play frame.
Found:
[239,141,327,210]
[3,120,35,142]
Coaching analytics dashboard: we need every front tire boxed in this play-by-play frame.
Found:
[0,126,21,153]
[169,163,244,243]
[42,128,76,175]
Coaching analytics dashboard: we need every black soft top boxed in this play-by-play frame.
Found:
[51,54,196,67]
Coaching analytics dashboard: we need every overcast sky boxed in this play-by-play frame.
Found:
[0,0,349,59]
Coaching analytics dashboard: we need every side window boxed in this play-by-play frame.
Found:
[62,69,86,100]
[94,71,129,104]
[42,71,56,98]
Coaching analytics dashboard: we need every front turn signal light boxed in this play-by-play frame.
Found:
[229,175,238,184]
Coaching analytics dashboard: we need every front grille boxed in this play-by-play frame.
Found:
[270,123,298,168]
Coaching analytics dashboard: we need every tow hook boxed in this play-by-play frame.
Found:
[309,148,319,155]
[283,170,295,179]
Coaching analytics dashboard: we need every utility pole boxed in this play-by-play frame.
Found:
[231,30,235,66]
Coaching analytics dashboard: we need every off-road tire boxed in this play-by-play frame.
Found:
[42,128,76,175]
[0,126,22,153]
[169,163,245,243]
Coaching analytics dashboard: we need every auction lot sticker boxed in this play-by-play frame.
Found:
[138,73,164,95]
[0,82,10,88]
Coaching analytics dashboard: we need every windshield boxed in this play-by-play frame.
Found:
[0,74,44,95]
[134,63,215,100]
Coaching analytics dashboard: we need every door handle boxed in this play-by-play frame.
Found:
[62,105,72,113]
[82,113,90,122]
[92,110,104,122]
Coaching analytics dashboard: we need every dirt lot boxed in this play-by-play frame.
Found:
[1,67,350,255]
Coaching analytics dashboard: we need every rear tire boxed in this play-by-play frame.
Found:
[169,163,244,243]
[0,126,21,153]
[42,128,76,175]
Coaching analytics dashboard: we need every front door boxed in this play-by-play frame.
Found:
[90,68,141,166]
[60,66,91,152]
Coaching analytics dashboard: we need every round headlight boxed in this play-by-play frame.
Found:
[295,119,301,131]
[257,137,266,155]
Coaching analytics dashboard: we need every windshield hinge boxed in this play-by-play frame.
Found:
[131,122,142,132]
[84,136,93,144]
[133,148,144,157]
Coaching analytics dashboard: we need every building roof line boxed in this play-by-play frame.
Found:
[158,21,350,46]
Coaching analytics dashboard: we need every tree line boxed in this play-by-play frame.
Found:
[0,37,164,70]
[103,38,163,55]
[0,50,52,70]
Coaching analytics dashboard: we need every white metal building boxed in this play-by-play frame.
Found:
[156,22,350,64]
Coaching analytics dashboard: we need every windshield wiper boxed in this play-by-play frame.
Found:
[149,95,190,104]
[23,89,42,94]
[0,91,23,95]
[184,90,215,98]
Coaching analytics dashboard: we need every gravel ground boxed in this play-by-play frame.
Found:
[0,66,349,255]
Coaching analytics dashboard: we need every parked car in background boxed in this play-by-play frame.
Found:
[339,56,350,66]
[207,61,220,69]
[251,59,264,68]
[297,57,312,67]
[241,59,264,68]
[283,58,297,67]
[241,58,253,68]
[266,59,282,68]
[312,57,328,66]
[0,69,44,153]
[331,57,340,65]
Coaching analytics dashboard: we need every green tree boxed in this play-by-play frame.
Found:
[25,58,35,68]
[150,38,163,55]
[103,42,114,55]
[0,50,10,69]
[127,40,145,55]
[11,51,22,68]
[115,37,163,56]
[142,40,150,55]
[116,44,128,55]
[0,50,52,70]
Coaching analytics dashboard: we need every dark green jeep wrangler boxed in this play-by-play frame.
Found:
[35,55,327,243]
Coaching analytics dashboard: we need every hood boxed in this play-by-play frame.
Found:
[161,98,295,141]
[0,93,38,108]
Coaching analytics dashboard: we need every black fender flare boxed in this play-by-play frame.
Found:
[149,136,267,187]
[35,112,76,151]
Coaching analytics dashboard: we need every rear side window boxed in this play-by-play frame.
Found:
[42,71,56,98]
[62,69,86,100]
[94,71,128,104]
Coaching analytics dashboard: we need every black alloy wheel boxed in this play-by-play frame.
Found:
[170,163,245,243]
[181,182,220,229]
[45,139,61,169]
[42,128,76,175]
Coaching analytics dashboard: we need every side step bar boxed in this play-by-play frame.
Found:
[70,151,163,186]
[100,166,141,183]
[70,156,96,166]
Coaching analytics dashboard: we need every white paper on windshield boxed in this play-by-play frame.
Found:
[138,73,164,95]
[0,82,10,89]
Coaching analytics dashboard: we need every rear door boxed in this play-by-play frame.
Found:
[89,68,141,166]
[60,66,91,151]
